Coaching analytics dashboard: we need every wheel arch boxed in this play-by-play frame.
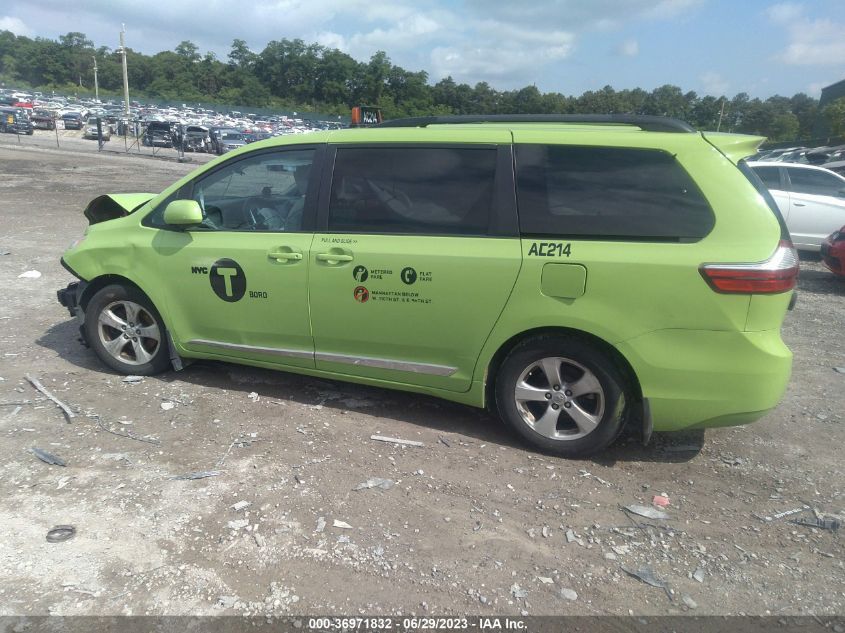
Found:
[80,274,159,313]
[484,326,643,419]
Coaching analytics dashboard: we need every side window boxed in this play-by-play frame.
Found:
[787,168,845,197]
[515,145,715,240]
[753,166,782,190]
[328,147,497,235]
[144,148,315,231]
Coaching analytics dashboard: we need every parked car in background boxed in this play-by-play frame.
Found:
[208,127,240,154]
[83,116,111,141]
[31,109,56,130]
[0,107,34,134]
[216,131,247,154]
[822,160,845,177]
[183,125,210,152]
[749,162,845,251]
[820,225,845,277]
[61,112,84,130]
[143,121,174,148]
[56,114,797,457]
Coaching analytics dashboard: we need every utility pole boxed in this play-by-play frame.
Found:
[716,97,726,132]
[119,24,130,118]
[92,56,99,103]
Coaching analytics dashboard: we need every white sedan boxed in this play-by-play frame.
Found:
[749,161,845,251]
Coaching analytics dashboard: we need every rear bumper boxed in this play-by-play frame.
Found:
[617,328,792,432]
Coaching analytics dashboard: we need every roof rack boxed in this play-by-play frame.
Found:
[377,114,696,133]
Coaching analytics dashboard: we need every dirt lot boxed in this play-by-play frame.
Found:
[0,135,843,618]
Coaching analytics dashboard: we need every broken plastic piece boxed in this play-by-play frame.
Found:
[46,525,76,542]
[31,447,66,467]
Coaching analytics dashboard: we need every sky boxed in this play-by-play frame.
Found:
[2,0,844,99]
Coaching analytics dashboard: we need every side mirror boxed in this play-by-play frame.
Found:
[163,199,203,226]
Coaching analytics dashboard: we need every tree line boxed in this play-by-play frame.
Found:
[1,30,843,139]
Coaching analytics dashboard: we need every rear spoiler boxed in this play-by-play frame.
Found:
[84,193,156,225]
[702,132,766,164]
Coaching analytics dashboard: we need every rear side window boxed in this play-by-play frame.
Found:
[752,166,782,190]
[515,145,714,240]
[328,147,496,235]
[786,167,845,197]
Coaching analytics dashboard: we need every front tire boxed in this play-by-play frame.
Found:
[84,284,170,375]
[495,335,631,457]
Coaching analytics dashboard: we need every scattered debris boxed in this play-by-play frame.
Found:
[559,588,578,601]
[230,501,251,512]
[833,367,845,374]
[46,525,76,543]
[91,414,160,445]
[682,595,698,609]
[661,444,701,453]
[510,584,528,599]
[790,517,840,532]
[622,566,670,598]
[25,374,75,421]
[57,476,72,490]
[579,469,612,486]
[315,517,326,533]
[370,434,424,447]
[537,576,554,584]
[160,401,175,411]
[227,519,249,530]
[121,376,144,384]
[693,567,705,583]
[333,519,353,529]
[31,447,66,467]
[541,525,551,538]
[18,270,42,279]
[624,504,670,520]
[354,477,395,491]
[171,470,222,481]
[763,505,810,522]
[652,495,670,507]
[438,435,451,447]
[217,596,238,609]
[248,391,259,402]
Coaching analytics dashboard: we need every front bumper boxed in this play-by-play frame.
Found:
[57,280,87,317]
[57,280,89,346]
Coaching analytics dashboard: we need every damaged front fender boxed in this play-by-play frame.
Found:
[84,193,156,225]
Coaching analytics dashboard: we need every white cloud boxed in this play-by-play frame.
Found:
[617,38,639,57]
[778,18,845,65]
[807,81,829,97]
[700,71,728,96]
[0,16,33,37]
[766,3,845,66]
[765,2,804,24]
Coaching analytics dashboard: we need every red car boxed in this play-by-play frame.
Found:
[821,225,845,277]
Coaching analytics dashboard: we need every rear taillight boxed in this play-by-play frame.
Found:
[700,240,799,294]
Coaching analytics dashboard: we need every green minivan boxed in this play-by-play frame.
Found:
[57,115,797,457]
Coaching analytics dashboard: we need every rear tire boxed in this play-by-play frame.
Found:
[84,284,170,375]
[494,335,631,457]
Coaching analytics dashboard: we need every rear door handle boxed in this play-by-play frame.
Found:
[268,250,302,261]
[793,202,806,207]
[315,253,354,262]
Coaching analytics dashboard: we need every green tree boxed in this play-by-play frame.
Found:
[823,97,845,137]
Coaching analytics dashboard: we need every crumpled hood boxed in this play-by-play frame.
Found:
[84,193,156,225]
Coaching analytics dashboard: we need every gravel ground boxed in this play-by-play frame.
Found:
[0,135,843,618]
